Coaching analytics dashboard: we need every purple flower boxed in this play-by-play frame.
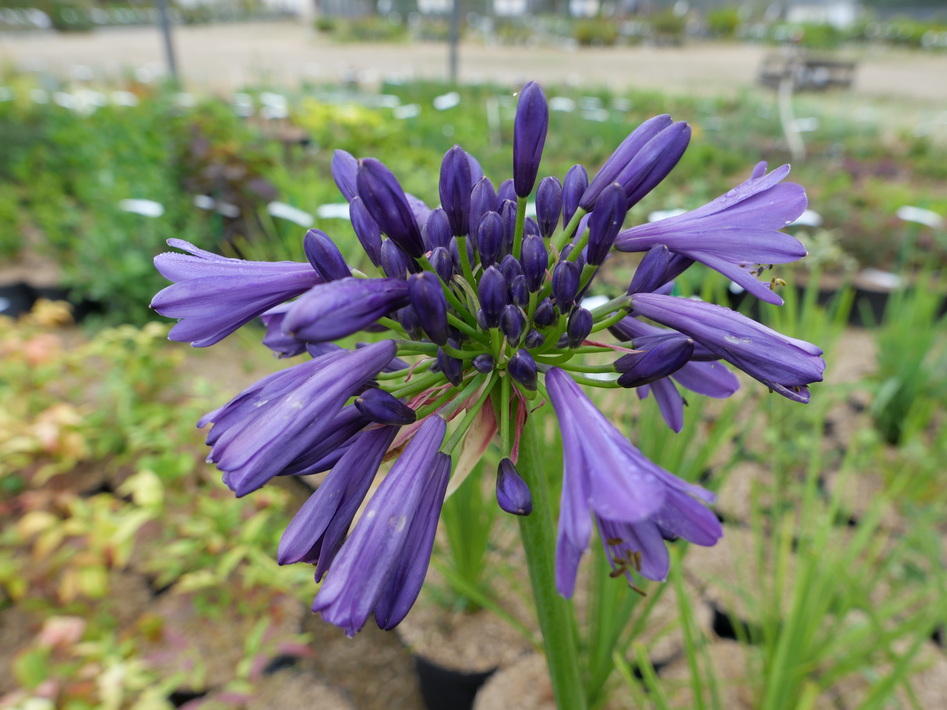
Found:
[260,303,307,358]
[580,115,673,211]
[439,145,473,237]
[278,425,399,579]
[331,149,359,202]
[629,292,825,402]
[615,163,808,305]
[312,416,448,636]
[408,272,449,346]
[546,367,721,596]
[283,277,410,342]
[151,239,322,347]
[513,81,548,198]
[586,183,626,266]
[200,341,396,496]
[304,228,351,282]
[535,176,562,238]
[356,158,425,258]
[496,458,532,516]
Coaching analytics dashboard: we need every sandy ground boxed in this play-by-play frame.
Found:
[2,21,947,104]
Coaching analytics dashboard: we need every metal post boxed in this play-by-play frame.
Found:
[448,0,460,84]
[155,0,180,85]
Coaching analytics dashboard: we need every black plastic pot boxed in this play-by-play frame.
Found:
[414,654,496,710]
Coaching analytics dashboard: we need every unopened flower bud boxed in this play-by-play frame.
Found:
[396,304,423,340]
[304,229,351,282]
[472,353,495,373]
[381,238,413,280]
[478,266,507,328]
[355,388,417,425]
[357,158,425,258]
[408,272,449,346]
[562,164,589,231]
[533,298,557,328]
[586,183,625,266]
[536,176,562,238]
[439,145,472,237]
[499,254,524,285]
[349,197,382,267]
[468,176,498,238]
[521,234,548,292]
[524,217,540,238]
[510,275,529,309]
[437,347,464,386]
[496,458,532,516]
[567,307,593,348]
[424,207,452,251]
[500,304,527,347]
[477,211,504,266]
[331,149,359,202]
[429,246,454,283]
[552,260,580,312]
[513,81,548,198]
[497,178,516,204]
[498,199,517,256]
[614,334,694,388]
[524,329,545,348]
[508,348,538,391]
[628,244,673,295]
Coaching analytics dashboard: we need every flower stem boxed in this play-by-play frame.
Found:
[516,413,587,710]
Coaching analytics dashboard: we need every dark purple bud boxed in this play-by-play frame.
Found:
[478,266,508,328]
[524,329,545,348]
[580,114,672,211]
[355,388,417,425]
[586,183,626,266]
[552,260,580,312]
[562,164,589,231]
[567,307,593,348]
[284,278,409,342]
[533,298,557,328]
[408,272,449,345]
[619,122,691,210]
[508,348,538,391]
[521,234,548,292]
[496,458,532,516]
[439,145,472,237]
[476,309,489,331]
[628,245,673,294]
[449,234,475,275]
[499,254,524,285]
[423,207,452,251]
[513,81,548,198]
[524,217,540,238]
[437,347,464,387]
[510,274,529,309]
[429,246,454,283]
[468,177,498,238]
[477,211,504,266]
[261,305,307,358]
[331,149,359,202]
[350,197,382,267]
[356,158,425,259]
[396,305,423,340]
[381,238,412,280]
[304,229,351,282]
[498,200,517,257]
[467,153,484,183]
[536,177,562,238]
[472,353,495,373]
[500,305,527,347]
[497,179,516,204]
[614,334,694,388]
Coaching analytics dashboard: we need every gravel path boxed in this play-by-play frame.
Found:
[2,21,946,104]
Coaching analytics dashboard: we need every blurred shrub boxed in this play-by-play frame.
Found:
[707,6,741,38]
[572,18,619,47]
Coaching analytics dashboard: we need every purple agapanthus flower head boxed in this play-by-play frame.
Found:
[151,80,823,635]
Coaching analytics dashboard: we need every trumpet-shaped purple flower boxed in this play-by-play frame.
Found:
[615,163,807,305]
[311,415,448,636]
[200,341,396,496]
[629,292,825,402]
[546,367,721,596]
[151,239,322,347]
